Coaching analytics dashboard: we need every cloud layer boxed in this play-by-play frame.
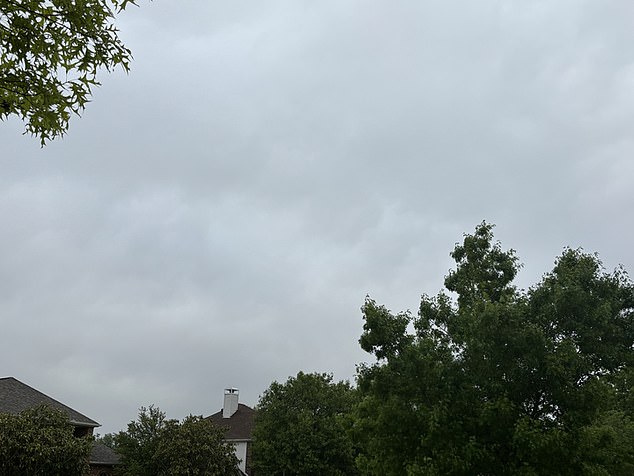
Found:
[1,0,633,433]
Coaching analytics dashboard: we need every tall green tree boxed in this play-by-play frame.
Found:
[0,0,137,144]
[355,222,634,475]
[252,372,359,476]
[0,405,93,476]
[114,405,240,476]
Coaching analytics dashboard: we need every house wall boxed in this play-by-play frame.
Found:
[233,441,248,474]
[88,465,116,476]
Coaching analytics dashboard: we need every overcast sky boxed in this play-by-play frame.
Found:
[2,0,633,434]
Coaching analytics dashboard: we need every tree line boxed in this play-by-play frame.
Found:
[1,223,633,475]
[251,223,633,475]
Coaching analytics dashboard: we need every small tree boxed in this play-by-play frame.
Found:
[252,372,359,476]
[155,415,241,476]
[95,432,117,449]
[0,405,93,476]
[114,405,240,476]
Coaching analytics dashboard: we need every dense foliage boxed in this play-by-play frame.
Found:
[114,405,240,476]
[95,431,116,449]
[0,0,136,144]
[355,222,634,475]
[252,372,359,476]
[0,405,93,475]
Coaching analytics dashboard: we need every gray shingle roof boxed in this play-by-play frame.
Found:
[207,403,255,441]
[90,442,120,466]
[0,377,99,427]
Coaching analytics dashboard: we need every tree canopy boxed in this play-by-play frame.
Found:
[113,405,240,476]
[355,222,634,475]
[0,405,93,476]
[252,371,359,476]
[0,0,136,144]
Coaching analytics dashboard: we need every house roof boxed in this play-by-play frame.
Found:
[0,377,99,427]
[90,442,120,466]
[206,403,255,441]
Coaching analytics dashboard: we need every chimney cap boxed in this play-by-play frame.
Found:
[224,387,239,394]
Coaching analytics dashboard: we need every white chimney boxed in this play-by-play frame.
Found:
[223,388,239,418]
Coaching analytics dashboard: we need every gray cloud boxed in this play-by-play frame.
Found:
[1,0,633,433]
